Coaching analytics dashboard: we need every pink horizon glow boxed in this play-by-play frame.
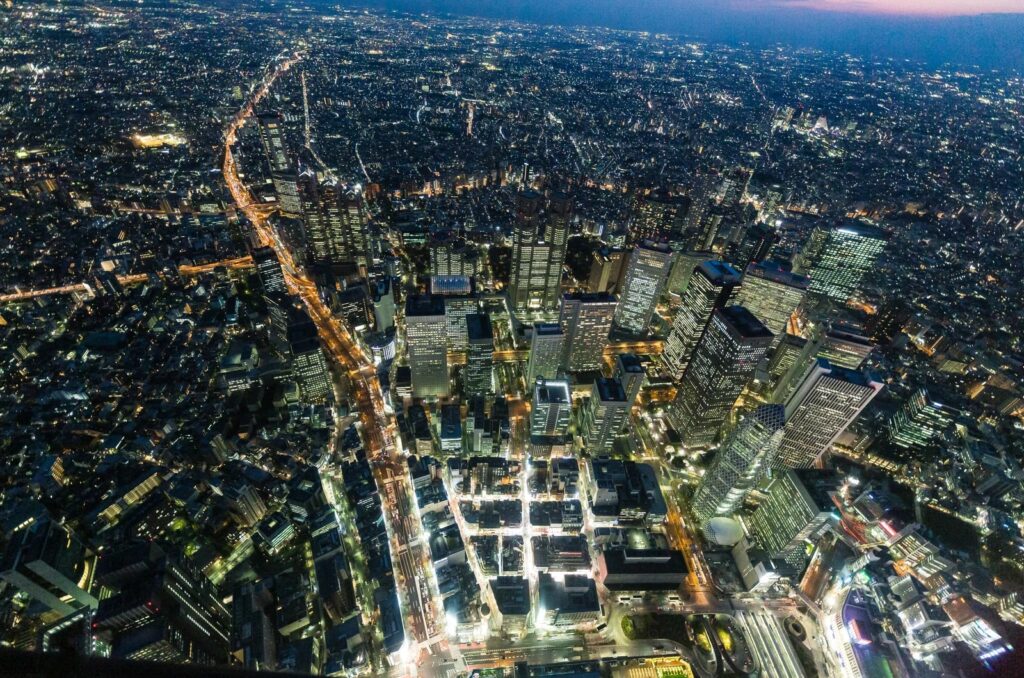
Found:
[747,0,1024,16]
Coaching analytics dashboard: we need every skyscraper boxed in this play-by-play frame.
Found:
[530,378,572,451]
[614,353,645,407]
[665,250,714,302]
[527,323,565,383]
[287,306,332,403]
[727,222,778,271]
[662,260,742,380]
[612,240,673,336]
[746,470,840,567]
[816,324,875,370]
[774,358,883,469]
[734,261,809,339]
[509,191,572,315]
[253,246,286,294]
[629,189,686,244]
[690,404,785,524]
[0,520,98,615]
[588,247,627,294]
[886,387,957,454]
[405,294,449,398]
[257,111,301,218]
[429,229,479,278]
[559,292,616,373]
[299,174,368,271]
[582,377,630,455]
[684,172,718,245]
[669,306,773,450]
[464,313,494,398]
[796,221,888,303]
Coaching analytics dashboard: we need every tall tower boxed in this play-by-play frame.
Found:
[629,189,686,244]
[886,387,956,454]
[796,221,888,303]
[559,292,616,373]
[527,323,565,383]
[612,240,673,336]
[588,247,628,294]
[747,470,840,568]
[774,359,883,469]
[668,306,773,450]
[530,378,572,451]
[690,404,785,524]
[734,261,809,339]
[405,294,449,398]
[257,112,302,219]
[509,191,572,316]
[287,306,332,403]
[662,260,742,380]
[614,353,645,407]
[582,377,630,455]
[253,246,286,294]
[464,313,494,398]
[321,180,369,271]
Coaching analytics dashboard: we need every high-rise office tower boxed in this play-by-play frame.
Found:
[405,294,449,398]
[559,292,616,373]
[662,260,742,380]
[530,378,572,450]
[796,221,888,303]
[684,172,718,244]
[527,323,565,383]
[816,324,875,370]
[612,241,673,336]
[774,358,883,469]
[665,250,714,302]
[629,190,686,244]
[582,377,630,455]
[257,111,302,218]
[669,306,773,449]
[588,247,628,294]
[319,180,369,271]
[509,191,572,315]
[429,229,479,278]
[372,277,396,331]
[614,353,645,407]
[94,543,230,664]
[287,306,332,403]
[0,520,98,615]
[464,313,494,398]
[767,333,809,389]
[444,295,478,352]
[746,470,840,568]
[727,223,778,271]
[690,404,785,524]
[886,387,957,454]
[253,246,286,294]
[734,261,809,339]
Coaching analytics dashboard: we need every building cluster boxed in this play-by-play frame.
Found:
[2,1,1024,676]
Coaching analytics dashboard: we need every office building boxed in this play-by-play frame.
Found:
[464,313,494,398]
[319,180,369,271]
[530,378,572,450]
[747,470,840,568]
[253,246,286,294]
[629,189,686,244]
[774,359,883,469]
[817,325,875,370]
[684,172,718,245]
[597,548,688,591]
[690,405,785,524]
[797,221,888,303]
[509,191,573,315]
[669,306,773,449]
[662,261,742,380]
[886,387,957,453]
[257,111,301,218]
[286,306,332,403]
[612,240,673,336]
[405,294,449,398]
[734,261,809,338]
[559,292,616,373]
[429,229,479,277]
[581,377,630,455]
[587,247,627,294]
[614,353,645,407]
[527,323,565,383]
[728,223,778,271]
[665,250,714,301]
[491,576,531,638]
[537,574,601,629]
[371,277,396,331]
[0,520,98,616]
[444,296,478,352]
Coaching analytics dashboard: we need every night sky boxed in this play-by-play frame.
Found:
[332,0,1024,70]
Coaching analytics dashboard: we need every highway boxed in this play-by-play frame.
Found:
[220,54,452,671]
